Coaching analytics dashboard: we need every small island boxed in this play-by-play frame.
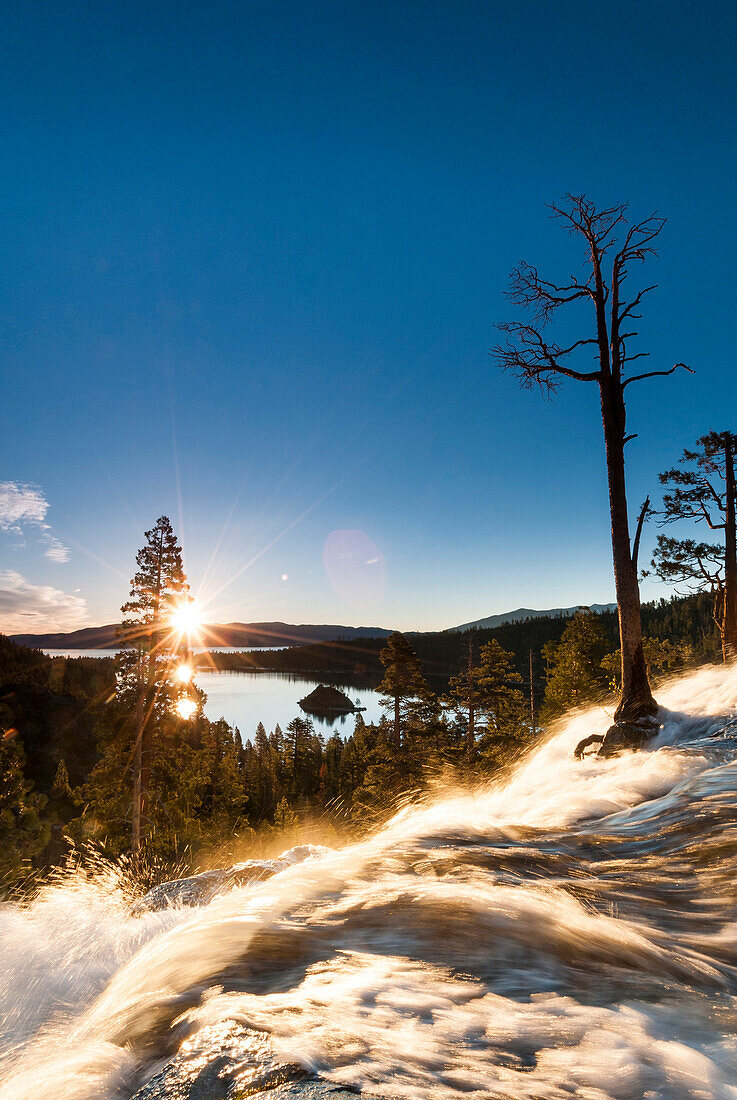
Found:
[298,684,364,715]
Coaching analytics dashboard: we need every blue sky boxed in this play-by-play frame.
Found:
[2,0,736,633]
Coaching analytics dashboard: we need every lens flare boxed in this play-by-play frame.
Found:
[175,697,197,720]
[170,599,203,639]
[174,663,194,683]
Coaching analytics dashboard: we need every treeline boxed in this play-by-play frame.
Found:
[0,632,533,885]
[0,590,721,889]
[198,592,720,701]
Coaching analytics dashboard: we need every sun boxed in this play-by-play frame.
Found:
[169,598,203,640]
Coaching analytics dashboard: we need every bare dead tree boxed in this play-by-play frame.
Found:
[492,195,692,722]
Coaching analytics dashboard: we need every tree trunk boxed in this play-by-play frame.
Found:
[131,648,145,855]
[137,537,164,847]
[132,713,142,855]
[394,695,401,751]
[723,439,737,661]
[600,380,657,721]
[466,639,475,757]
[139,691,154,831]
[468,699,479,752]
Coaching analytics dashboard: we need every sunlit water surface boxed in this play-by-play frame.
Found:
[43,650,383,734]
[3,662,737,1098]
[197,670,384,734]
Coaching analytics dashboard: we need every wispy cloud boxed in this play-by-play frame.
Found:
[0,482,48,530]
[44,537,70,563]
[0,481,70,562]
[0,570,88,634]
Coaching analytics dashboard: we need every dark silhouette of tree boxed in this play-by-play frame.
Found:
[493,195,692,722]
[541,610,610,720]
[650,431,737,660]
[118,515,189,852]
[285,716,313,792]
[445,635,480,758]
[377,632,429,749]
[474,640,528,767]
[0,720,48,878]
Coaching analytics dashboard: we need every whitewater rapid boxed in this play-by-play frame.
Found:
[2,662,737,1099]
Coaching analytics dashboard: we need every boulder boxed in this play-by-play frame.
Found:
[132,844,328,913]
[131,1019,366,1099]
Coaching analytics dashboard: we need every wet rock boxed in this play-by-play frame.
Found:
[131,1021,365,1099]
[132,845,329,914]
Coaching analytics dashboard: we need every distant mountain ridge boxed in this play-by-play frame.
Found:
[447,604,616,632]
[9,604,617,650]
[9,621,395,650]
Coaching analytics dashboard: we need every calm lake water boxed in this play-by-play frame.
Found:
[198,670,384,737]
[43,649,385,738]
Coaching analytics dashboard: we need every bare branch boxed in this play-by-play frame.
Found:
[556,337,599,356]
[492,322,601,391]
[506,261,594,322]
[615,215,666,270]
[698,498,726,531]
[622,362,694,389]
[617,285,658,324]
[631,496,650,573]
[549,194,628,255]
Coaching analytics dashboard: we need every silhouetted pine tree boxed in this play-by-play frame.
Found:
[651,431,737,660]
[541,611,610,720]
[377,632,430,749]
[118,515,191,851]
[474,640,529,768]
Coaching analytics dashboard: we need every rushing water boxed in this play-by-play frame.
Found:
[3,662,737,1099]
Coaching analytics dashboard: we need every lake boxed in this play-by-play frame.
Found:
[43,649,385,738]
[198,670,384,737]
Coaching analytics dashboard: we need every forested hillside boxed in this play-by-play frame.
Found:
[211,593,719,693]
[0,592,722,890]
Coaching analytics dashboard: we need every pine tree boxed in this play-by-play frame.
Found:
[445,635,481,758]
[52,757,72,796]
[0,719,48,880]
[117,515,190,852]
[350,720,407,825]
[377,632,429,749]
[285,717,313,794]
[473,640,528,768]
[541,611,610,720]
[650,431,737,661]
[274,795,298,833]
[198,719,245,824]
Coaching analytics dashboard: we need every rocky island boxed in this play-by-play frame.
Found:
[298,684,364,715]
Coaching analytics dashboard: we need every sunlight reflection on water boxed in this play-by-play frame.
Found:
[196,669,384,737]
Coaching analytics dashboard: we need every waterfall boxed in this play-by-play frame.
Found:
[2,661,737,1099]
